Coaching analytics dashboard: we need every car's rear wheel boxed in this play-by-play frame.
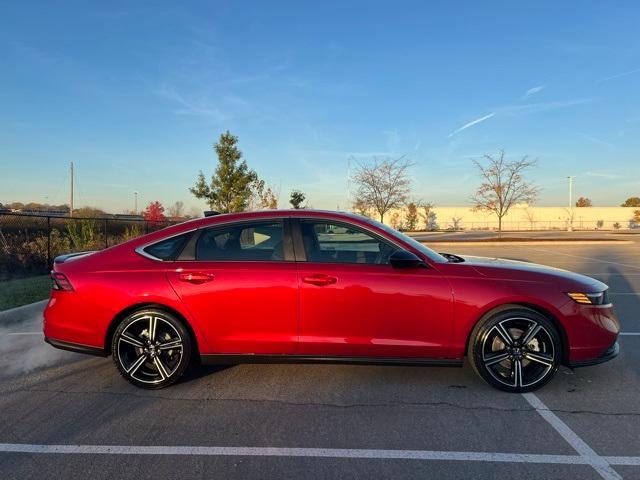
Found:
[112,309,191,389]
[468,307,561,392]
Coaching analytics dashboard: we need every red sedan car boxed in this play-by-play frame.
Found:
[44,210,619,392]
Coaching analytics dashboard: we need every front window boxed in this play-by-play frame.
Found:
[299,220,396,264]
[358,216,448,263]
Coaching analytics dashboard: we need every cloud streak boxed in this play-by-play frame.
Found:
[448,113,495,137]
[598,67,640,83]
[524,84,546,98]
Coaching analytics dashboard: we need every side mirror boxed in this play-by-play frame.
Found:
[389,250,426,269]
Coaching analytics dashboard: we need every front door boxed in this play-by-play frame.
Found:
[167,219,298,354]
[295,219,454,358]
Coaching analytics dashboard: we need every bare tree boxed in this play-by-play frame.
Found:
[249,179,279,209]
[167,201,185,218]
[350,156,414,223]
[471,151,538,233]
[418,201,438,231]
[522,207,536,231]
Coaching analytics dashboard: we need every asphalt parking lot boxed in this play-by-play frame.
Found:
[0,240,639,479]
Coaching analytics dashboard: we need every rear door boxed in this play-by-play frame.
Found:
[166,219,299,354]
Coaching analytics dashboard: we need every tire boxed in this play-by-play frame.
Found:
[112,309,192,389]
[468,306,561,393]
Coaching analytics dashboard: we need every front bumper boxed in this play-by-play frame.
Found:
[568,341,619,368]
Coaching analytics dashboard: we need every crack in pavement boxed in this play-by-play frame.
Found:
[2,387,640,418]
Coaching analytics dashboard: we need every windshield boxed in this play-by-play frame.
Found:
[360,217,448,263]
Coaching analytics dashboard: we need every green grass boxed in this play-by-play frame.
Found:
[0,275,51,311]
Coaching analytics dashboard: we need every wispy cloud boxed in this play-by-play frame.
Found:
[524,84,546,98]
[598,67,640,83]
[584,171,621,180]
[498,98,591,115]
[577,132,614,150]
[448,113,495,137]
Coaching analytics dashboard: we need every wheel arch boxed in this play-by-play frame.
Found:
[464,302,570,365]
[105,302,200,358]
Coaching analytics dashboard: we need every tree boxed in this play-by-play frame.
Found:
[143,201,165,222]
[167,201,185,218]
[470,151,538,233]
[621,197,640,207]
[418,202,438,231]
[350,156,414,223]
[289,190,306,209]
[189,131,258,213]
[634,210,640,223]
[250,179,278,209]
[405,202,419,231]
[351,198,370,217]
[523,207,536,230]
[576,197,592,207]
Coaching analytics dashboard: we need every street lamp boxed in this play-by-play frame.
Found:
[134,191,139,216]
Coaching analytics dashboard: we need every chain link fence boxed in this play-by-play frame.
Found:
[0,213,181,280]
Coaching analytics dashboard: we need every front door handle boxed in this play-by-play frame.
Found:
[178,272,215,284]
[302,274,337,287]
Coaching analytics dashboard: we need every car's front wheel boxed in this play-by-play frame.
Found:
[468,307,561,392]
[112,309,192,389]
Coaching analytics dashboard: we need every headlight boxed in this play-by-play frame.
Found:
[567,290,609,305]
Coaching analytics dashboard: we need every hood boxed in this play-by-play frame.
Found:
[456,255,607,291]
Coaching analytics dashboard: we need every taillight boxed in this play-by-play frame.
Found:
[51,271,74,291]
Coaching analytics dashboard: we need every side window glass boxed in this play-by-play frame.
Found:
[143,233,191,261]
[196,221,284,261]
[300,221,396,264]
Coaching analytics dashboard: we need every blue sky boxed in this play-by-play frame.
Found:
[1,1,639,213]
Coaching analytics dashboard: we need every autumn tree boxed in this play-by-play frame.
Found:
[621,197,640,207]
[143,201,165,222]
[471,151,538,233]
[189,131,258,213]
[576,197,592,207]
[250,179,278,209]
[405,202,419,231]
[289,190,306,209]
[351,198,370,217]
[350,156,414,223]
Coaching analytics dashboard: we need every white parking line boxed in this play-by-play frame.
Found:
[0,443,638,467]
[522,393,622,480]
[6,332,42,336]
[619,332,640,336]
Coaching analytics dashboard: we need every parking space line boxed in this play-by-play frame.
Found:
[0,442,639,467]
[6,332,42,336]
[521,393,622,480]
[519,247,640,271]
[619,332,640,336]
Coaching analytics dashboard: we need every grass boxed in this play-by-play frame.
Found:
[0,275,51,311]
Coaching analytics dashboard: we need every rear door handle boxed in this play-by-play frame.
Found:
[302,274,337,287]
[178,272,215,284]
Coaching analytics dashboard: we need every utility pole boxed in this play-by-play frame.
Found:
[567,176,574,232]
[69,161,74,217]
[134,191,139,215]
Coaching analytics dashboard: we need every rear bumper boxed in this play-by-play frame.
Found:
[568,341,619,368]
[45,337,107,357]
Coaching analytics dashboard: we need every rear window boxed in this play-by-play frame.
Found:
[142,233,191,261]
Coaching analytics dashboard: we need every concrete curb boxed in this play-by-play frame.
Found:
[422,240,634,246]
[0,300,48,326]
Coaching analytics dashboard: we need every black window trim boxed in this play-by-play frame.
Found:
[291,217,401,265]
[183,217,294,263]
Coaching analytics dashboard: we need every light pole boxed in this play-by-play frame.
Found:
[567,176,574,232]
[134,191,139,216]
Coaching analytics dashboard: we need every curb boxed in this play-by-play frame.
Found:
[0,300,48,326]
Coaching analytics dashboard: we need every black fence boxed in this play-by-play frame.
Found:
[0,212,182,280]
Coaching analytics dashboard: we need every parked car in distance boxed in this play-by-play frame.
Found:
[44,210,620,392]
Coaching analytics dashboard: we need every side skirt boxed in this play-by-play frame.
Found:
[45,337,107,357]
[200,354,463,367]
